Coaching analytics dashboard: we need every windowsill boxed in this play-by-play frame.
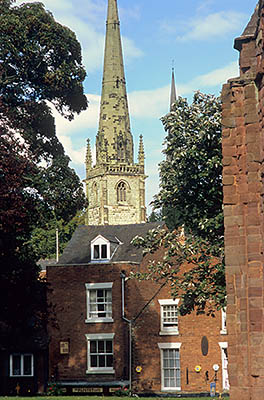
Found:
[86,369,115,375]
[159,330,179,336]
[220,329,227,335]
[10,375,34,378]
[90,259,110,263]
[162,387,181,391]
[85,318,113,324]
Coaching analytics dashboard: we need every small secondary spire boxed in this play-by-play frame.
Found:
[170,63,177,111]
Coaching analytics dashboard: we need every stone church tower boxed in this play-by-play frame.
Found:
[85,0,147,226]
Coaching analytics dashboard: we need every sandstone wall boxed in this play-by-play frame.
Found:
[222,2,264,399]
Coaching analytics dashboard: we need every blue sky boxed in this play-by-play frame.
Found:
[18,0,257,214]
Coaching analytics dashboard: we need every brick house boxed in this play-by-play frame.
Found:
[47,223,229,395]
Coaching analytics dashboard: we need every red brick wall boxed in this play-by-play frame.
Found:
[47,263,133,382]
[47,261,227,394]
[222,2,264,399]
[128,278,226,393]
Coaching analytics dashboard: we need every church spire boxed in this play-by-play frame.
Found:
[84,0,147,226]
[96,0,134,166]
[170,66,177,111]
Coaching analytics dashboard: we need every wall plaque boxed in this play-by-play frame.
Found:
[60,341,69,354]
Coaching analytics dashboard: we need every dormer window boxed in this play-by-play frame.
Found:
[94,244,107,259]
[91,235,110,262]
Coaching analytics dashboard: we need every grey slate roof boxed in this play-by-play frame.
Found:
[58,222,164,265]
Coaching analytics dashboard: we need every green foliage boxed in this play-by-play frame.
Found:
[47,383,64,396]
[133,92,225,315]
[30,212,85,260]
[114,387,131,397]
[147,209,163,222]
[0,0,88,159]
[156,91,223,244]
[132,228,225,316]
[0,0,87,344]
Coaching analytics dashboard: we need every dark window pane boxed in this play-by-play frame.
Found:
[99,355,105,367]
[12,355,21,376]
[90,341,97,353]
[106,340,113,353]
[23,355,32,376]
[101,244,107,258]
[106,355,113,367]
[97,289,103,299]
[91,355,97,367]
[98,341,105,353]
[94,245,100,259]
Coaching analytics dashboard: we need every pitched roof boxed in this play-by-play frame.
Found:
[57,222,164,265]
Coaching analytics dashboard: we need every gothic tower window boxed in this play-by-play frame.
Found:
[93,183,98,205]
[117,181,126,202]
[117,141,125,162]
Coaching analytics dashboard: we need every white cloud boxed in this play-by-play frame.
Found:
[59,135,86,165]
[179,61,239,94]
[184,12,245,41]
[161,11,246,41]
[129,86,169,119]
[17,0,143,73]
[50,94,100,137]
[195,61,239,86]
[122,37,144,61]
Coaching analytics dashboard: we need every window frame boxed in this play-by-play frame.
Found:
[85,333,115,374]
[220,308,227,335]
[158,343,181,391]
[9,353,34,377]
[85,282,113,323]
[91,235,110,262]
[218,342,229,390]
[158,299,179,335]
[117,181,127,203]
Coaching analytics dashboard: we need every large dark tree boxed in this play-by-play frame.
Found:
[133,92,225,316]
[0,0,88,342]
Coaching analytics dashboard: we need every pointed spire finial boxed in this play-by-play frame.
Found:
[86,138,92,173]
[138,134,145,166]
[170,62,177,111]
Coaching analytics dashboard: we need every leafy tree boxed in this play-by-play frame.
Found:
[30,211,85,260]
[147,209,163,222]
[156,91,223,242]
[133,92,225,316]
[0,0,88,343]
[0,0,87,161]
